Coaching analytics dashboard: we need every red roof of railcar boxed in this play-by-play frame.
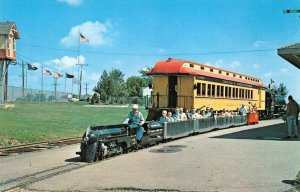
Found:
[147,58,265,87]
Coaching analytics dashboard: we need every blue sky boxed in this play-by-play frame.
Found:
[1,0,300,101]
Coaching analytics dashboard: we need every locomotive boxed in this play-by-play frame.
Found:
[77,122,163,162]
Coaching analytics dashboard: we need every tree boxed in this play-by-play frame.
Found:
[93,69,126,102]
[126,76,147,97]
[138,67,153,86]
[277,83,288,98]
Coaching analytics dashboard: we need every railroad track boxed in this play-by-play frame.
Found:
[0,137,81,157]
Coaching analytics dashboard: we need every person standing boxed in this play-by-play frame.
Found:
[285,95,299,139]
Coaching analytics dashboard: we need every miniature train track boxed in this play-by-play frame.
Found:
[0,137,81,157]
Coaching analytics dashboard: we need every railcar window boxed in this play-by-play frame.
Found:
[219,70,222,74]
[221,86,224,97]
[251,90,253,99]
[210,69,214,72]
[245,89,248,99]
[233,74,236,77]
[202,83,206,96]
[239,89,242,98]
[217,85,220,97]
[229,87,232,98]
[190,64,194,68]
[212,85,215,97]
[196,83,201,95]
[233,88,236,98]
[226,72,229,76]
[201,66,204,70]
[225,87,228,97]
[236,88,239,98]
[242,89,245,99]
[240,75,242,78]
[248,90,250,99]
[207,84,211,96]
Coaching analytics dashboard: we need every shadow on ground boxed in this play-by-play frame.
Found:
[65,156,81,162]
[210,123,300,141]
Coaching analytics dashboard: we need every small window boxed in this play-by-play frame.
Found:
[190,63,194,68]
[202,83,206,96]
[212,85,215,97]
[196,83,201,95]
[219,70,222,74]
[210,69,214,72]
[233,88,236,98]
[233,74,236,77]
[240,75,242,78]
[226,72,229,76]
[207,84,211,96]
[201,66,204,70]
[217,85,220,97]
[225,87,228,97]
[221,86,224,97]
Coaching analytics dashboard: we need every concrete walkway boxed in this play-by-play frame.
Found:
[1,119,298,191]
[17,119,299,192]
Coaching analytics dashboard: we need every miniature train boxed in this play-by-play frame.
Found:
[77,115,247,162]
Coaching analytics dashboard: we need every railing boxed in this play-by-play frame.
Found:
[163,115,247,139]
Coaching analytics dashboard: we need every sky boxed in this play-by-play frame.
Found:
[1,0,300,101]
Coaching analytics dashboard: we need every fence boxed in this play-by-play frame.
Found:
[163,115,247,139]
[3,86,68,103]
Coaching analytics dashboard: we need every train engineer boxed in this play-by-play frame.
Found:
[124,104,145,142]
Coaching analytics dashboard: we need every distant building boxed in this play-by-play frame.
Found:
[0,21,20,60]
[0,21,20,104]
[142,87,152,97]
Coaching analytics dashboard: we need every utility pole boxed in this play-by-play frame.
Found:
[85,82,89,97]
[53,77,59,102]
[22,60,24,98]
[76,63,88,100]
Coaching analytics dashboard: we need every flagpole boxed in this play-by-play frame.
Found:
[41,66,44,101]
[78,30,80,99]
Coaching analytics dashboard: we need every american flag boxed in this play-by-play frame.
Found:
[53,72,63,78]
[43,69,52,75]
[80,32,89,43]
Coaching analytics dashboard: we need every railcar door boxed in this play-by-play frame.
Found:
[168,76,178,107]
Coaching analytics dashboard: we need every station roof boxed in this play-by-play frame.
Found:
[277,43,300,69]
[147,58,265,87]
[0,21,20,39]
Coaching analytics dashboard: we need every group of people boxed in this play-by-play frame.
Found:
[159,107,244,123]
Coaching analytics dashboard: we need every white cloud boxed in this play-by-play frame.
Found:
[58,0,83,6]
[61,21,113,47]
[253,40,266,47]
[230,60,241,68]
[47,55,86,71]
[158,49,166,53]
[280,68,289,75]
[113,59,122,67]
[253,64,259,69]
[204,62,211,66]
[264,72,273,78]
[214,59,224,68]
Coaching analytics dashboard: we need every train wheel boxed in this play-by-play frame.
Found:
[122,143,128,153]
[85,143,97,163]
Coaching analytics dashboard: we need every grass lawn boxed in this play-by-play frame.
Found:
[0,102,148,147]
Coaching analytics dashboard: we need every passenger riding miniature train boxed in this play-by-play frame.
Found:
[77,58,284,163]
[77,115,247,163]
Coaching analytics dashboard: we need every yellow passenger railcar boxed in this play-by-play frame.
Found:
[146,58,266,120]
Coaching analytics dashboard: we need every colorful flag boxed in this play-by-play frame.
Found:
[27,63,38,70]
[53,72,63,78]
[79,32,89,43]
[66,73,74,78]
[43,69,52,75]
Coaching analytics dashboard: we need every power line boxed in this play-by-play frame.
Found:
[17,42,277,56]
